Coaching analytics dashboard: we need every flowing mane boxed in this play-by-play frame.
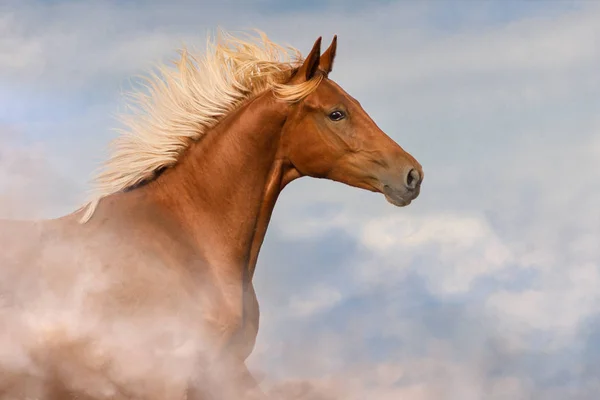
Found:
[79,29,323,223]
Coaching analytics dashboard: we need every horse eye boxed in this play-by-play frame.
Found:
[328,110,345,121]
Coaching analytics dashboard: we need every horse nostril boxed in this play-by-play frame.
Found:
[405,168,421,190]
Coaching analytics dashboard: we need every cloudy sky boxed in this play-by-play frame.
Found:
[2,0,600,398]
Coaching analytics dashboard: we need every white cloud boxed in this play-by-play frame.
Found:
[0,126,78,219]
[391,7,600,82]
[287,284,343,318]
[0,12,45,78]
[487,262,600,341]
[357,212,513,296]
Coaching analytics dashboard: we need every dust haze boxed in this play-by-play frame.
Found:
[0,125,581,400]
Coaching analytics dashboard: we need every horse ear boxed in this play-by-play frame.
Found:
[292,36,322,83]
[319,35,337,75]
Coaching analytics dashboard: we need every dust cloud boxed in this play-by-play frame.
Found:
[0,126,533,399]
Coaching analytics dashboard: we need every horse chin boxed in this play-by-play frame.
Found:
[382,185,413,207]
[384,194,412,207]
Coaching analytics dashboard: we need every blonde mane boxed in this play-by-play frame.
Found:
[79,29,323,223]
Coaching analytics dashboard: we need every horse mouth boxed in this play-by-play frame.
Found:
[382,185,413,207]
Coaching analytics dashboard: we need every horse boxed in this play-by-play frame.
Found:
[0,30,423,399]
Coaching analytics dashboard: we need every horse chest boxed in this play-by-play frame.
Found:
[241,284,260,346]
[216,283,260,361]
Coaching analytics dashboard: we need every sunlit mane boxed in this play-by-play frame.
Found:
[79,29,323,223]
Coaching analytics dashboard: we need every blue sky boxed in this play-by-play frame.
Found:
[2,0,600,398]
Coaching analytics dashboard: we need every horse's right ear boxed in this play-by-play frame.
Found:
[290,36,322,83]
[319,35,337,76]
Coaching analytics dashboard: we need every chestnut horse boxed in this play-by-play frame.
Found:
[0,31,423,399]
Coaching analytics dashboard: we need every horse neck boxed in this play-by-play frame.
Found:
[146,94,294,280]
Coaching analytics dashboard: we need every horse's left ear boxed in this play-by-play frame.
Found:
[319,35,337,76]
[290,36,322,83]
